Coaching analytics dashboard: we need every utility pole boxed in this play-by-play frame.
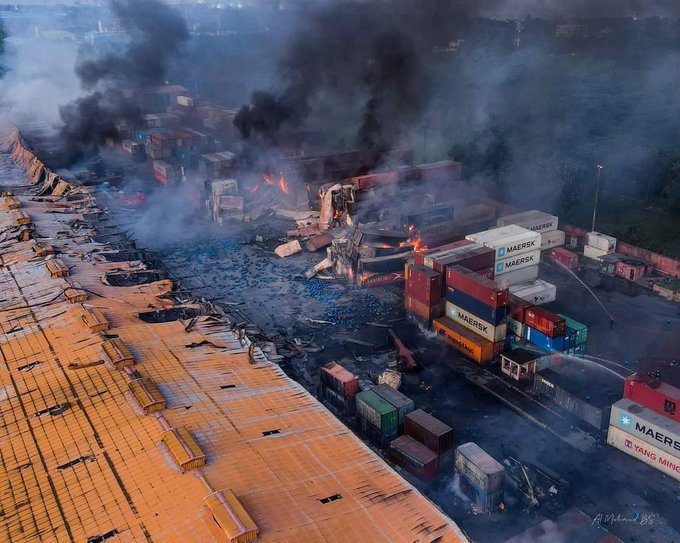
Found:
[591,164,603,232]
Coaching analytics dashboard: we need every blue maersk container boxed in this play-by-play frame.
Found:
[445,287,508,325]
[523,325,565,352]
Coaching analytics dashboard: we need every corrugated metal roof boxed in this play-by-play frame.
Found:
[0,123,468,543]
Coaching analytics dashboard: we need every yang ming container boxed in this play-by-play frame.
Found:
[610,398,680,459]
[404,409,453,454]
[356,389,398,447]
[455,442,504,493]
[607,425,680,481]
[497,210,558,233]
[445,265,509,308]
[433,317,501,364]
[372,384,414,430]
[624,374,680,424]
[388,435,439,480]
[445,287,508,325]
[444,302,507,343]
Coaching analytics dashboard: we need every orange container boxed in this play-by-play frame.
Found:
[405,295,441,322]
[433,316,497,364]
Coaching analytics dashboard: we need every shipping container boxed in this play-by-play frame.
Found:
[388,435,439,480]
[405,264,443,305]
[404,409,454,454]
[494,250,541,277]
[445,265,509,308]
[610,399,680,459]
[497,210,558,233]
[607,425,680,481]
[414,239,473,266]
[534,369,612,429]
[320,362,360,397]
[624,374,680,424]
[525,306,566,338]
[540,229,566,250]
[557,314,588,345]
[507,293,533,323]
[466,225,541,261]
[506,318,524,338]
[454,203,497,228]
[445,287,508,325]
[455,442,505,493]
[356,389,399,447]
[404,295,441,322]
[373,384,414,429]
[509,279,557,306]
[433,317,499,364]
[477,267,495,280]
[523,326,565,352]
[548,246,579,269]
[584,244,609,261]
[459,474,504,512]
[318,383,356,417]
[444,302,508,343]
[586,231,617,253]
[495,265,539,288]
[404,204,455,229]
[425,244,495,274]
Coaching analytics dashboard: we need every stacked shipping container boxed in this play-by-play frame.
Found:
[318,362,360,416]
[584,231,617,261]
[455,442,505,511]
[522,306,566,352]
[356,389,399,448]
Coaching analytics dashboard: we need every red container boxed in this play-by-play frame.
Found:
[429,246,495,274]
[388,435,439,480]
[405,264,443,305]
[414,240,473,266]
[405,409,453,454]
[548,246,579,270]
[320,362,360,397]
[445,265,508,308]
[524,306,565,338]
[624,374,680,423]
[405,295,441,322]
[508,293,533,322]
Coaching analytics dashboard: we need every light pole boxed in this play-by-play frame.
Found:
[591,164,603,232]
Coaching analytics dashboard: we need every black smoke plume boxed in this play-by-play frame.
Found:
[57,0,188,167]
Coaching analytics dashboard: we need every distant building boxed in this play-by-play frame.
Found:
[555,24,587,39]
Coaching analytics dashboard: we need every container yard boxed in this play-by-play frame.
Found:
[4,2,680,543]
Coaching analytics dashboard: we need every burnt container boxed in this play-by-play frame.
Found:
[404,409,453,454]
[445,264,509,308]
[405,264,443,305]
[318,383,356,417]
[454,442,505,493]
[459,474,504,512]
[320,362,360,397]
[388,435,439,480]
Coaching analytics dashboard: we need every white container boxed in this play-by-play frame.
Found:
[583,244,609,261]
[454,204,496,227]
[586,231,617,253]
[607,425,680,481]
[509,279,557,305]
[540,230,566,251]
[507,318,524,337]
[494,250,540,277]
[610,399,680,460]
[423,242,483,269]
[177,95,194,107]
[467,225,540,261]
[494,265,539,288]
[497,210,558,233]
[445,302,507,342]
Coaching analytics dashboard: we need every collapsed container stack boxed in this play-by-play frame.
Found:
[434,265,509,364]
[583,231,617,261]
[404,264,443,325]
[607,395,680,482]
[455,442,505,511]
[466,225,541,288]
[389,409,453,480]
[318,362,360,417]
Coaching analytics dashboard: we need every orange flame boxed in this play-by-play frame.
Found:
[411,235,428,253]
[262,172,289,194]
[278,174,289,194]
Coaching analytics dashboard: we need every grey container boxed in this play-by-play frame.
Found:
[455,442,504,493]
[372,384,415,430]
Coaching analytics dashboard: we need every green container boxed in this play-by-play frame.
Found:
[557,314,588,345]
[356,390,398,433]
